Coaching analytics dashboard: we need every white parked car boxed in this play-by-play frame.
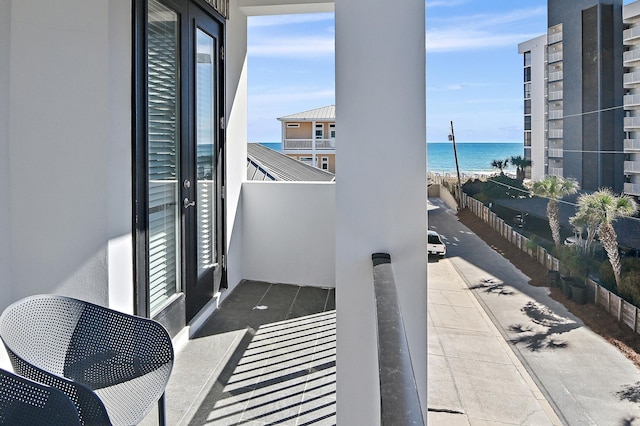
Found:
[428,230,446,258]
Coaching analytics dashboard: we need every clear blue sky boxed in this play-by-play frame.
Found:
[247,1,635,143]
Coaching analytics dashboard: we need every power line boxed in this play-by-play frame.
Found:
[477,177,640,224]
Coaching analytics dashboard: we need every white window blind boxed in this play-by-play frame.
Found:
[147,0,180,315]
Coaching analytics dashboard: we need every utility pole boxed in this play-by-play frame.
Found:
[449,121,462,208]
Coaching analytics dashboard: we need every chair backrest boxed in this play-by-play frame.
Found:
[0,368,81,425]
[0,295,174,425]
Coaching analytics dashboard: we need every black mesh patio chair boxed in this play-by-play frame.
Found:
[0,367,84,425]
[0,295,174,426]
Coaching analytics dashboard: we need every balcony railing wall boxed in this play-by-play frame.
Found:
[242,181,336,287]
[283,139,336,150]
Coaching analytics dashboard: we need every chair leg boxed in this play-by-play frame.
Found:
[158,392,167,426]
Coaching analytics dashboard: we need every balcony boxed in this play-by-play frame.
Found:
[548,167,563,177]
[548,129,563,139]
[625,182,640,196]
[548,71,563,82]
[624,71,640,86]
[548,110,563,120]
[283,139,335,150]
[548,90,563,101]
[625,116,640,129]
[625,160,640,173]
[548,148,563,158]
[624,48,640,64]
[624,94,640,108]
[548,32,562,44]
[140,280,337,425]
[624,26,640,44]
[625,138,640,151]
[548,51,563,63]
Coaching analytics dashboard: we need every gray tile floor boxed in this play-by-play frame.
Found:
[143,281,336,426]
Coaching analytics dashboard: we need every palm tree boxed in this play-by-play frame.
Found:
[530,176,579,247]
[574,189,638,288]
[510,155,532,182]
[490,158,509,176]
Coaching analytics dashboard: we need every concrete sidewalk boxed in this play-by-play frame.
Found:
[428,258,562,425]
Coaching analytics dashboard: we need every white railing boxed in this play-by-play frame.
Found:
[548,52,563,63]
[283,139,335,150]
[625,117,640,128]
[625,138,640,151]
[625,160,640,173]
[548,129,563,139]
[624,49,640,63]
[625,71,640,85]
[548,167,563,177]
[624,94,640,107]
[548,148,563,158]
[548,91,563,101]
[625,182,640,196]
[548,71,563,82]
[548,110,563,120]
[548,32,562,44]
[625,26,640,43]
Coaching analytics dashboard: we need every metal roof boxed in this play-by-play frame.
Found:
[247,143,335,182]
[277,105,335,122]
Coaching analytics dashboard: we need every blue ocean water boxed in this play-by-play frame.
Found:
[428,142,524,175]
[257,142,281,151]
[256,141,524,175]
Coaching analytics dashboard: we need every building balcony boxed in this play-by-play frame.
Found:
[625,116,640,129]
[283,139,335,150]
[624,71,640,86]
[624,26,640,44]
[548,148,563,158]
[548,110,563,120]
[548,32,562,44]
[624,94,640,108]
[625,182,640,196]
[548,90,563,101]
[548,129,563,139]
[548,52,563,63]
[625,138,640,151]
[624,48,640,64]
[548,71,563,82]
[625,160,640,173]
[548,167,563,177]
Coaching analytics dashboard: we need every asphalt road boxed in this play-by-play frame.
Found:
[428,197,640,426]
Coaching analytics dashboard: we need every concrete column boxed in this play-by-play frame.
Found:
[335,0,427,424]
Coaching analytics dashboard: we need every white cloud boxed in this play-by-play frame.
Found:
[427,7,546,52]
[249,36,334,57]
[248,13,334,27]
[251,89,335,108]
[425,0,468,9]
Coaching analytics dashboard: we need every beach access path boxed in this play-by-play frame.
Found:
[428,197,640,425]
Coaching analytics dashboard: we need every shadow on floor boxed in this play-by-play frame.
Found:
[160,280,336,426]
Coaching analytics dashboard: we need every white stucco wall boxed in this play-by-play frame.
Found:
[242,182,336,287]
[224,0,249,295]
[2,1,132,312]
[335,0,427,423]
[0,0,13,312]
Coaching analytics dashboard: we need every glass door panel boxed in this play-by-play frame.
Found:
[147,0,181,316]
[196,28,216,278]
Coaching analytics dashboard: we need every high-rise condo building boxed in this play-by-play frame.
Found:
[520,0,625,193]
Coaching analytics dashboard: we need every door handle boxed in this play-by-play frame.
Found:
[183,198,196,208]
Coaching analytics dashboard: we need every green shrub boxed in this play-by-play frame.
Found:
[599,261,616,291]
[554,245,589,280]
[618,271,640,307]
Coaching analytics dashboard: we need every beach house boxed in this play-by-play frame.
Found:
[278,105,336,173]
[0,0,426,423]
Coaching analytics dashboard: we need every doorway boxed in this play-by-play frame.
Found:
[135,0,226,332]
